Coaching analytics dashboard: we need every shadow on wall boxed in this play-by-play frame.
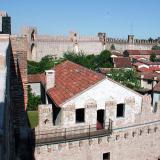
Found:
[10,46,33,160]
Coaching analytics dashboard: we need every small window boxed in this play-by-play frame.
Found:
[76,108,85,123]
[117,103,125,118]
[103,152,110,160]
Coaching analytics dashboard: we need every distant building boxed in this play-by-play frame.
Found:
[123,49,160,60]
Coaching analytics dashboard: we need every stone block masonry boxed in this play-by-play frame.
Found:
[35,121,160,160]
[21,26,159,62]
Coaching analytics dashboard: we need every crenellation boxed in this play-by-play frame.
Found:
[35,122,160,160]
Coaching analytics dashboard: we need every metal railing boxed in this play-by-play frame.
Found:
[34,119,113,145]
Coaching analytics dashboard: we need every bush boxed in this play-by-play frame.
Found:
[150,52,157,62]
[152,45,160,50]
[108,68,140,89]
[28,55,63,74]
[110,44,115,50]
[27,86,41,111]
[63,50,113,70]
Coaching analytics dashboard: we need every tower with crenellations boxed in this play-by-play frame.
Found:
[0,11,11,34]
[21,26,160,62]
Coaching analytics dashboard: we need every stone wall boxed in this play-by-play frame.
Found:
[10,35,28,135]
[21,27,159,62]
[34,121,160,160]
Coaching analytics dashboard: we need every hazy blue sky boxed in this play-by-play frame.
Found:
[1,0,160,38]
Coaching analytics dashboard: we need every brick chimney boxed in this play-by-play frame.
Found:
[45,70,55,90]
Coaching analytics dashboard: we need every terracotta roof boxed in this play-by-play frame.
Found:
[141,72,160,80]
[28,74,42,83]
[153,82,160,92]
[136,59,160,65]
[124,50,160,56]
[113,57,132,68]
[40,60,105,106]
[133,62,145,67]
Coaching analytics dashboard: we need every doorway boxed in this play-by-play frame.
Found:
[97,109,105,130]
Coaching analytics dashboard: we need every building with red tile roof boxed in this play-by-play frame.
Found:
[39,60,105,106]
[113,57,132,68]
[34,60,143,128]
[124,50,160,56]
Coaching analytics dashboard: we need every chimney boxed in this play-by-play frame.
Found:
[45,70,55,90]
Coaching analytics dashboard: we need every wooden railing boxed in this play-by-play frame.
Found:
[34,119,113,145]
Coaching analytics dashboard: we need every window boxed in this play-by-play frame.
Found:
[117,103,125,118]
[103,152,110,160]
[76,108,85,123]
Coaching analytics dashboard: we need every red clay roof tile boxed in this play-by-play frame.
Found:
[40,60,105,106]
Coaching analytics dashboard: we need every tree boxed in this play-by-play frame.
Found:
[110,44,115,50]
[27,86,41,111]
[28,55,63,74]
[152,45,160,50]
[63,50,113,70]
[108,68,140,89]
[96,50,113,68]
[150,52,157,62]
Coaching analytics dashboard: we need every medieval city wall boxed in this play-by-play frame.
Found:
[22,27,158,61]
[35,41,73,61]
[105,43,153,51]
[34,121,160,160]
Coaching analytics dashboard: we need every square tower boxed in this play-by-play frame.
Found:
[0,11,11,34]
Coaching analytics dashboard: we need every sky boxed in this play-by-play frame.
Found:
[1,0,160,39]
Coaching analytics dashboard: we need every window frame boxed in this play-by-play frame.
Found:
[116,103,125,118]
[75,108,85,123]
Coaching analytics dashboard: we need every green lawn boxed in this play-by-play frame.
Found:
[27,111,39,129]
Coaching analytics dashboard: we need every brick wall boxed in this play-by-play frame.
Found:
[10,36,28,133]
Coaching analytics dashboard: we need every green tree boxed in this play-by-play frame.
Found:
[110,44,115,50]
[108,68,140,89]
[150,52,157,62]
[96,50,113,68]
[27,86,41,111]
[28,55,63,74]
[63,50,113,70]
[152,45,160,50]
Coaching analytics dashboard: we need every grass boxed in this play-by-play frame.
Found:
[27,111,39,129]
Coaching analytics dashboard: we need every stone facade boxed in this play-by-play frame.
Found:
[21,27,159,62]
[33,74,160,160]
[35,99,160,160]
[35,122,160,160]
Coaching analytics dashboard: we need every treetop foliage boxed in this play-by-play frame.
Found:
[152,45,160,50]
[28,50,113,74]
[63,50,113,70]
[28,55,63,74]
[108,68,140,90]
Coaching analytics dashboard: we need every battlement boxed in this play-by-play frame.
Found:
[37,35,70,42]
[106,37,128,44]
[106,37,159,45]
[79,35,99,42]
